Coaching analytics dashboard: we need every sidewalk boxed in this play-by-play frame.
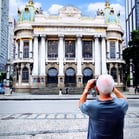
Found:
[0,91,139,100]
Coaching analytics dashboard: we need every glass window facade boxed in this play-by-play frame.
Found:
[23,41,29,58]
[48,40,58,58]
[65,40,75,58]
[82,40,92,58]
[110,41,116,58]
[125,0,139,46]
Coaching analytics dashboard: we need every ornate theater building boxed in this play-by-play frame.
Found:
[13,0,125,93]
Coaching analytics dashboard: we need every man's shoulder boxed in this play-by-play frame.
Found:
[113,97,128,103]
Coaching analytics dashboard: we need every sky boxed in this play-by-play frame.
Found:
[9,0,125,29]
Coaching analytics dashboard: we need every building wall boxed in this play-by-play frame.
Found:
[125,0,139,46]
[0,0,9,72]
[13,1,125,92]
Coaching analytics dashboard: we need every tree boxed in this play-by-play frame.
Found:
[0,72,6,83]
[123,29,139,86]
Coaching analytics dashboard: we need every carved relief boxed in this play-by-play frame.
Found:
[59,6,81,17]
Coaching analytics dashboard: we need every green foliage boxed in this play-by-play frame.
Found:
[128,29,139,47]
[0,72,6,83]
[123,29,139,85]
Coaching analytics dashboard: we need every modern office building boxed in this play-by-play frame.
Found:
[0,0,9,72]
[7,17,15,80]
[13,0,125,93]
[125,0,139,46]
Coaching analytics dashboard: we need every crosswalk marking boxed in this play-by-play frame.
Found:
[0,112,139,120]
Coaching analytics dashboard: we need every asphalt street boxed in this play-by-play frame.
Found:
[0,92,139,139]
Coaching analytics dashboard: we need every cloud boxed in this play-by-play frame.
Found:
[9,0,42,18]
[87,2,125,30]
[87,2,105,16]
[34,2,42,9]
[9,0,26,17]
[47,4,63,15]
[111,4,125,15]
[87,2,125,16]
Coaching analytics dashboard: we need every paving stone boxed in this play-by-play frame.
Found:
[26,114,38,119]
[36,114,47,119]
[55,113,65,119]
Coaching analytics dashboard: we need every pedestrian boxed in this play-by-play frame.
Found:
[59,88,62,96]
[65,87,69,95]
[78,74,128,139]
[134,86,137,94]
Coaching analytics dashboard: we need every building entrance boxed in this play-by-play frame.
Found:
[83,68,93,84]
[65,68,76,87]
[47,68,58,86]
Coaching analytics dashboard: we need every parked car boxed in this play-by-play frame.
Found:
[0,83,5,94]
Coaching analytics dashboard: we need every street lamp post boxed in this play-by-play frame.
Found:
[129,59,134,94]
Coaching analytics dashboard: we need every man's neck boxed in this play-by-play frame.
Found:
[98,93,113,101]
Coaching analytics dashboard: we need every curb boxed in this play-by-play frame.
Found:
[0,95,139,101]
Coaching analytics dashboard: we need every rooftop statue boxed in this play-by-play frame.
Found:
[96,0,121,24]
[17,0,42,22]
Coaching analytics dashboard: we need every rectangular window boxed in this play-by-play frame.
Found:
[65,40,75,58]
[110,41,116,58]
[23,41,29,58]
[48,40,58,58]
[82,40,92,58]
[18,41,20,58]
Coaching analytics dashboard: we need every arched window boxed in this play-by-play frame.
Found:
[66,68,75,76]
[65,67,76,86]
[83,68,93,83]
[47,68,58,83]
[22,67,29,82]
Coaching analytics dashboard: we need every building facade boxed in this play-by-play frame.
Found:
[13,0,125,92]
[125,0,139,46]
[6,17,15,85]
[0,0,9,72]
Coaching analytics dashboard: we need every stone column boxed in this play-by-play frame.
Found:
[116,41,119,59]
[101,37,107,74]
[58,35,64,88]
[15,40,18,59]
[20,39,23,59]
[94,37,101,76]
[18,64,22,88]
[120,43,122,59]
[92,41,95,61]
[32,35,39,76]
[40,35,46,76]
[107,40,110,59]
[76,35,83,88]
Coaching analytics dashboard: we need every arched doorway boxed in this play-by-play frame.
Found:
[22,67,29,83]
[47,68,58,86]
[83,68,93,84]
[65,67,76,87]
[111,67,117,82]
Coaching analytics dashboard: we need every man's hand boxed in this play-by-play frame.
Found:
[78,79,96,107]
[84,79,96,94]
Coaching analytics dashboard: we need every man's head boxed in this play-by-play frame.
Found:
[96,74,114,95]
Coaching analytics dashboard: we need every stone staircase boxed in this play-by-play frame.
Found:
[30,87,83,95]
